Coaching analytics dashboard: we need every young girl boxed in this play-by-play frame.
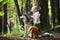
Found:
[28,6,41,38]
[31,6,41,32]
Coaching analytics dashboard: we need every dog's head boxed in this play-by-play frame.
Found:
[20,14,33,24]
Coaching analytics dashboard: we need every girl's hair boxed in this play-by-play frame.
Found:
[31,6,41,11]
[35,6,41,11]
[31,6,38,10]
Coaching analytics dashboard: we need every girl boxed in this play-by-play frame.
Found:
[28,6,41,38]
[31,6,41,32]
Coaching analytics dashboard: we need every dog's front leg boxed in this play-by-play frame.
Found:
[24,22,27,37]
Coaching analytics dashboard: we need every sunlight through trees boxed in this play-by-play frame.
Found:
[0,0,60,35]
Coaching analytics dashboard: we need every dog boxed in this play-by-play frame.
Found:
[28,25,39,38]
[20,14,33,37]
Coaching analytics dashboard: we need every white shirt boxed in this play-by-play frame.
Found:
[32,11,40,24]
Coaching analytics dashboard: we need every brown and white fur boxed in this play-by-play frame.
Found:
[28,25,39,38]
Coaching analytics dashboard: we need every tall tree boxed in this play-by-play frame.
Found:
[14,0,21,16]
[39,0,50,32]
[56,0,60,25]
[26,0,31,14]
[0,2,2,34]
[2,3,7,34]
[14,0,22,24]
[51,0,59,26]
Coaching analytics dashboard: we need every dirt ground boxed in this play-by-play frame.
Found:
[0,33,60,40]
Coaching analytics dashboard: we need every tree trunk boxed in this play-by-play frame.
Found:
[26,0,31,14]
[2,3,7,34]
[56,0,59,25]
[0,2,2,34]
[51,0,59,26]
[38,0,50,32]
[14,0,21,16]
[14,0,22,24]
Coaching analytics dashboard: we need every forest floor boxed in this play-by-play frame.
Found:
[0,33,60,40]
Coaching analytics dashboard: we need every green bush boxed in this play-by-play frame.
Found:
[11,25,24,36]
[6,25,24,37]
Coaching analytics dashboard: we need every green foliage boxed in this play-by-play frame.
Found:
[11,25,24,36]
[0,12,4,16]
[3,0,8,4]
[20,0,26,3]
[6,25,24,37]
[0,0,14,4]
[0,0,3,2]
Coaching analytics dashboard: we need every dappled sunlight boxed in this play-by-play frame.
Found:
[48,0,53,28]
[0,0,60,39]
